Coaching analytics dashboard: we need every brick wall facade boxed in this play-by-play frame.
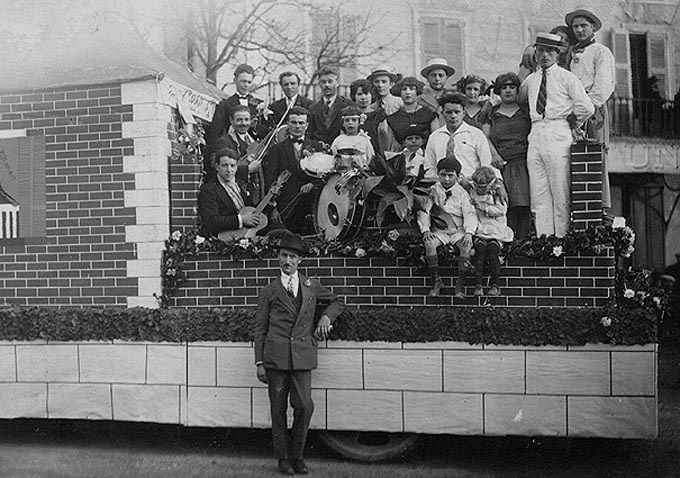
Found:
[0,83,137,306]
[570,143,603,231]
[167,251,615,308]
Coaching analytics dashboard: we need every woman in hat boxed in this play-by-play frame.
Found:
[482,72,532,239]
[377,76,438,155]
[456,74,493,130]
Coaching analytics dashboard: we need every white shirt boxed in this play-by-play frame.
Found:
[286,94,299,109]
[569,42,615,108]
[423,122,498,180]
[519,63,594,125]
[280,271,299,297]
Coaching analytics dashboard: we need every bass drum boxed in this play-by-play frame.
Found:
[314,173,365,240]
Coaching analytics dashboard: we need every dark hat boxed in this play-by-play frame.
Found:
[367,66,398,83]
[534,32,563,50]
[420,58,455,78]
[276,230,307,254]
[335,147,363,156]
[395,124,427,143]
[565,9,602,32]
[436,155,462,174]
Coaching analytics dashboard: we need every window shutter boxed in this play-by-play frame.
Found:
[647,32,667,98]
[444,21,464,75]
[611,29,632,98]
[419,18,442,63]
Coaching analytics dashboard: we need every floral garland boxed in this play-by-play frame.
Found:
[172,122,206,164]
[159,223,641,307]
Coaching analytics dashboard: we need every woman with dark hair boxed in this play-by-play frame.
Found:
[376,76,438,154]
[349,78,384,152]
[482,72,532,239]
[550,25,576,68]
[456,74,493,129]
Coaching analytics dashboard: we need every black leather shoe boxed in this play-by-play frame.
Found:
[291,459,308,475]
[277,459,294,475]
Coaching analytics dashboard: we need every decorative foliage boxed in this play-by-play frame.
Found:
[0,306,655,346]
[172,122,205,164]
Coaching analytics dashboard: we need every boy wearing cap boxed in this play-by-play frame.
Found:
[417,156,478,298]
[519,32,594,238]
[372,124,428,186]
[253,231,344,476]
[330,106,375,170]
[368,67,403,115]
[565,8,615,208]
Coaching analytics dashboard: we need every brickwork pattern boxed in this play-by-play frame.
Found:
[0,84,137,306]
[570,142,603,230]
[168,112,202,233]
[0,341,657,438]
[168,251,616,308]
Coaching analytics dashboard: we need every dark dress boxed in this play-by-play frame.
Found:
[463,99,493,130]
[385,107,437,143]
[486,105,531,208]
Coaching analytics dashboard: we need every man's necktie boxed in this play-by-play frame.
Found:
[323,100,331,117]
[536,69,547,118]
[286,276,295,297]
[290,137,304,145]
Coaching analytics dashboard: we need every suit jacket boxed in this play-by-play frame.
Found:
[263,137,322,211]
[270,95,314,125]
[254,273,344,370]
[197,177,254,237]
[307,95,354,146]
[204,93,264,153]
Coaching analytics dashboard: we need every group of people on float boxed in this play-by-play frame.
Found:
[197,8,615,298]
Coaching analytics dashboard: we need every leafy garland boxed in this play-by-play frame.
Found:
[171,122,206,164]
[160,224,638,306]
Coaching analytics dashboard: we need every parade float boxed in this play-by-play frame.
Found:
[0,12,661,463]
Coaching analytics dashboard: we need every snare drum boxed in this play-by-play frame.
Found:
[300,152,335,178]
[314,173,366,240]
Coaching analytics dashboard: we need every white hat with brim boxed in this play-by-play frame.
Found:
[420,58,455,78]
[367,67,398,83]
[565,9,602,32]
[534,32,564,49]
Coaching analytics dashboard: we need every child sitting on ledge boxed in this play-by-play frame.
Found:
[417,156,478,298]
[469,166,514,296]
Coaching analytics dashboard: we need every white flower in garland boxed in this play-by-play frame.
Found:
[355,247,367,258]
[171,230,182,241]
[552,245,563,257]
[387,229,400,241]
[623,288,635,299]
[600,316,611,327]
[194,235,205,245]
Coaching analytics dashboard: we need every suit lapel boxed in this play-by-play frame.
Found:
[213,180,236,212]
[325,97,342,129]
[295,274,310,323]
[273,277,297,317]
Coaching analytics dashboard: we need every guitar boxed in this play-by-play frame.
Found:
[218,170,291,242]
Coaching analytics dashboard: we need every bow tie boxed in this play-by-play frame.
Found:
[445,189,453,199]
[237,95,249,100]
[291,137,304,144]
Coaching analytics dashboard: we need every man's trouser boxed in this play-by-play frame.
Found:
[527,120,572,238]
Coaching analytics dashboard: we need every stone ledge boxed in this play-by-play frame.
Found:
[444,351,524,393]
[48,383,111,420]
[485,394,566,436]
[567,396,657,438]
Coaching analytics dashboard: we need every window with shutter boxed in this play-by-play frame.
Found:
[612,30,632,98]
[418,17,464,76]
[647,32,667,98]
[0,136,45,239]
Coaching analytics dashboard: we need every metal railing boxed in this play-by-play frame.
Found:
[609,97,680,140]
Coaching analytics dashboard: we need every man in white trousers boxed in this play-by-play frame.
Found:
[519,32,594,238]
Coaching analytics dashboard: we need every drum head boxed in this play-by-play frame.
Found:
[300,152,335,178]
[314,174,364,240]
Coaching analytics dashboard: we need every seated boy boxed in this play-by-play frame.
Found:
[417,156,478,298]
[371,123,427,186]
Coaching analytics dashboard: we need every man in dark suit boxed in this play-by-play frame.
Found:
[204,64,267,160]
[307,65,354,146]
[263,106,323,235]
[270,72,313,126]
[253,231,344,475]
[197,145,261,237]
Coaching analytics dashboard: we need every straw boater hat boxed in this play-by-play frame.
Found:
[420,58,455,78]
[534,32,564,50]
[565,9,602,32]
[367,66,398,83]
